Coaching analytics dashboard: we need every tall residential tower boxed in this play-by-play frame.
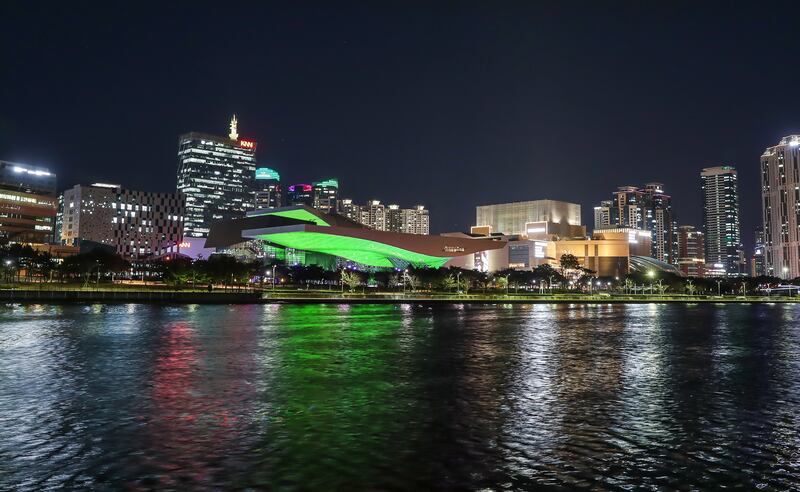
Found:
[701,166,743,276]
[761,135,800,278]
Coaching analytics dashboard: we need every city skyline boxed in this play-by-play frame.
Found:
[3,2,800,244]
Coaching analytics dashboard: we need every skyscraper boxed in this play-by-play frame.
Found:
[701,166,743,276]
[761,135,800,278]
[595,184,675,263]
[254,167,282,209]
[176,116,257,239]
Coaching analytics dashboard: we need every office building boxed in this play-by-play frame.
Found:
[0,160,58,243]
[60,183,185,259]
[312,178,339,213]
[701,166,743,276]
[475,199,585,239]
[176,116,257,239]
[752,227,766,277]
[676,225,705,277]
[286,184,314,207]
[595,183,675,263]
[761,135,800,278]
[254,167,282,209]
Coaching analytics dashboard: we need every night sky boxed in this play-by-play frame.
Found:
[2,2,800,248]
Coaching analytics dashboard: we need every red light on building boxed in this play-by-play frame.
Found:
[239,140,256,149]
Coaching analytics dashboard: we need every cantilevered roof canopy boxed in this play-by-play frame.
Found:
[208,205,504,268]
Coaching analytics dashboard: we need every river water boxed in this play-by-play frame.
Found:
[1,303,799,490]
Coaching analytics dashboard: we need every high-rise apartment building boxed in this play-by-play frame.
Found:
[336,199,430,234]
[312,178,339,213]
[254,167,282,209]
[701,166,743,276]
[0,160,58,243]
[761,135,800,278]
[387,204,430,235]
[676,225,705,277]
[595,183,675,263]
[60,183,185,259]
[338,199,362,223]
[176,116,257,238]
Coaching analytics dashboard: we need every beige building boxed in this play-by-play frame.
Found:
[447,227,653,278]
[475,199,585,239]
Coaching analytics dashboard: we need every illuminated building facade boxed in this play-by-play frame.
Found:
[760,135,800,278]
[676,225,705,277]
[254,167,282,209]
[287,184,314,207]
[701,166,743,276]
[387,204,430,235]
[60,183,184,259]
[595,183,675,263]
[448,227,666,277]
[312,178,339,213]
[0,160,58,243]
[475,199,585,239]
[176,116,257,238]
[206,205,500,269]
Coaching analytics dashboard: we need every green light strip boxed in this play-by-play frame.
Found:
[255,231,452,268]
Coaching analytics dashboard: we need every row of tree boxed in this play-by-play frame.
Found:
[2,244,797,295]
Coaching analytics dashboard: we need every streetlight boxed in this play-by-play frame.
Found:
[716,279,723,296]
[271,264,277,291]
[783,266,789,280]
[456,271,462,295]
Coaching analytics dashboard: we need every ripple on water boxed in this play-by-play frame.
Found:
[1,303,800,489]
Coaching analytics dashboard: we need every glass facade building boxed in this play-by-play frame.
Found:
[176,127,257,238]
[701,166,743,276]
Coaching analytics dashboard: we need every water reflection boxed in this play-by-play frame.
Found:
[1,303,800,489]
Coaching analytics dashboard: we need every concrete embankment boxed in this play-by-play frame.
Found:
[0,289,262,304]
[261,293,800,305]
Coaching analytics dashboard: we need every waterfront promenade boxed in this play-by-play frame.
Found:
[0,285,797,304]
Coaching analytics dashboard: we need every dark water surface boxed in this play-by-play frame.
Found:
[1,303,800,490]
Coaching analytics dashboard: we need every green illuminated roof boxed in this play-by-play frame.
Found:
[250,208,331,226]
[255,167,280,180]
[313,178,339,188]
[253,231,451,268]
